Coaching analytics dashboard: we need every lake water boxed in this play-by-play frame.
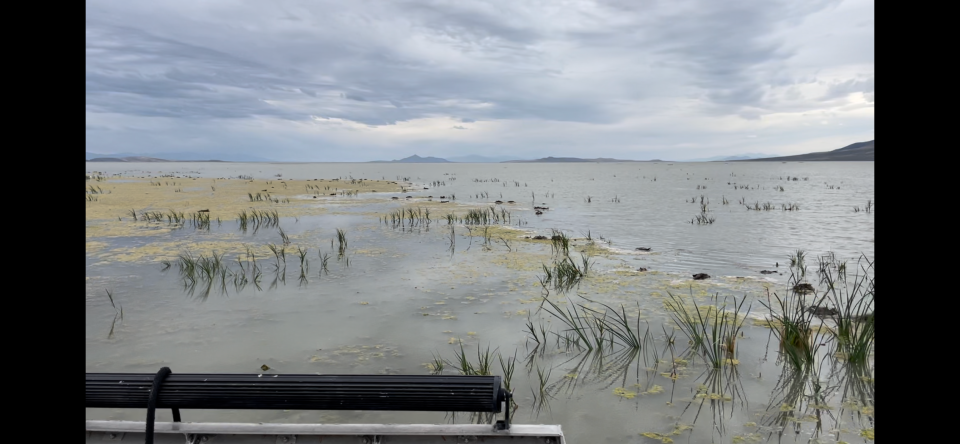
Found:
[85,161,874,443]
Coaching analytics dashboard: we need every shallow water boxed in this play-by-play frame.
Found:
[85,162,874,443]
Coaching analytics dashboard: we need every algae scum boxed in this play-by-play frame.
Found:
[85,163,874,443]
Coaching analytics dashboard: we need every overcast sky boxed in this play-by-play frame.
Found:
[86,0,874,161]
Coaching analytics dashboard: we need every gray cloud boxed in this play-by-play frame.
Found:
[86,0,873,160]
[824,76,875,101]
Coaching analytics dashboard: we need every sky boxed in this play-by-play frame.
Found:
[86,0,874,162]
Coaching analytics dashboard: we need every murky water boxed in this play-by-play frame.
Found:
[86,162,874,443]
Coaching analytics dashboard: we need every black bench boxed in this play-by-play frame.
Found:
[86,369,514,443]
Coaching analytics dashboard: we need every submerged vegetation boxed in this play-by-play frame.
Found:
[87,169,873,443]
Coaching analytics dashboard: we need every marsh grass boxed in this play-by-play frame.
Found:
[190,212,210,230]
[459,207,511,225]
[692,213,716,225]
[760,284,830,372]
[524,317,550,346]
[267,244,286,271]
[450,341,497,376]
[171,249,280,297]
[296,246,309,273]
[237,209,279,233]
[816,254,874,365]
[105,289,123,339]
[335,228,348,257]
[430,353,446,375]
[549,229,570,257]
[315,251,330,276]
[664,292,750,369]
[539,296,646,352]
[537,251,591,294]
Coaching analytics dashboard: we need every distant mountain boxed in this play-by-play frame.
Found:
[685,153,777,162]
[87,156,225,162]
[502,157,661,163]
[369,155,451,163]
[88,156,171,162]
[446,155,526,163]
[735,140,874,162]
[85,152,272,162]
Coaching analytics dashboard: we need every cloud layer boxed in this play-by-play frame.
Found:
[86,0,874,161]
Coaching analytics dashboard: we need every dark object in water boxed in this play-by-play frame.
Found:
[440,196,446,198]
[760,270,777,274]
[198,209,209,213]
[495,200,503,204]
[423,187,429,190]
[806,306,839,317]
[330,193,336,196]
[532,235,547,240]
[440,200,449,203]
[692,273,709,280]
[637,267,647,272]
[793,283,816,293]
[313,196,317,198]
[635,247,651,251]
[550,235,562,241]
[260,364,270,371]
[534,206,550,210]
[507,201,515,204]
[406,196,412,198]
[392,197,399,200]
[535,210,543,215]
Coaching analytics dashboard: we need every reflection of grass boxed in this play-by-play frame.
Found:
[759,363,835,441]
[837,362,874,434]
[677,365,746,437]
[532,363,553,414]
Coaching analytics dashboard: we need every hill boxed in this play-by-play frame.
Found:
[502,157,662,163]
[368,155,451,163]
[736,140,874,161]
